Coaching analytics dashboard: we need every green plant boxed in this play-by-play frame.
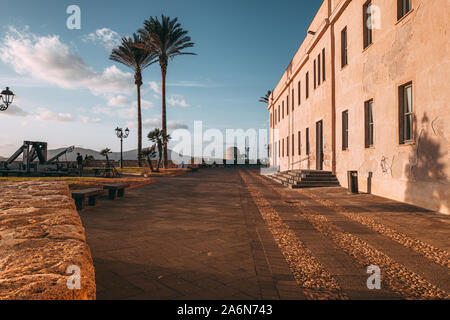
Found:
[110,34,157,167]
[137,15,195,168]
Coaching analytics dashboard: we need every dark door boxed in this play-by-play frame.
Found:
[316,120,324,170]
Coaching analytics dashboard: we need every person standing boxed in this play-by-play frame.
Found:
[76,153,84,177]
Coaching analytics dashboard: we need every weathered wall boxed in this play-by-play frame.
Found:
[269,0,450,214]
[0,181,96,300]
[334,0,450,214]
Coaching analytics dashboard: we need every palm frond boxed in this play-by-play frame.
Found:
[259,90,272,104]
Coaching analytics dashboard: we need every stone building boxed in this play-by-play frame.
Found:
[268,0,449,214]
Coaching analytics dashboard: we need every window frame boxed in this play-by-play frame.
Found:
[364,99,374,148]
[342,110,349,150]
[399,82,414,144]
[341,27,348,68]
[363,0,373,49]
[306,128,310,155]
[317,53,321,86]
[314,60,317,89]
[397,0,412,20]
[292,89,294,111]
[286,96,289,116]
[287,136,289,157]
[322,48,326,81]
[306,72,309,99]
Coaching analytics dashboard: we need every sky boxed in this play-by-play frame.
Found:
[0,0,322,157]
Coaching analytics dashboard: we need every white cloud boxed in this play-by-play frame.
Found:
[80,116,102,124]
[148,81,161,95]
[35,108,75,122]
[1,104,29,117]
[107,95,132,107]
[167,94,190,108]
[92,106,114,116]
[117,107,137,120]
[0,27,134,96]
[82,28,122,51]
[108,95,153,109]
[141,99,154,109]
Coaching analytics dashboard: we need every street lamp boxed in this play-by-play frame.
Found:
[115,127,130,169]
[0,87,15,111]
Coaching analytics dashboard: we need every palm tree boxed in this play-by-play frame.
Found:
[110,33,156,167]
[148,128,171,171]
[259,90,272,104]
[100,148,112,168]
[137,15,195,168]
[141,146,157,172]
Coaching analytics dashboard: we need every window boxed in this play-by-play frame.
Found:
[398,0,412,20]
[292,89,294,111]
[282,101,284,119]
[342,110,349,150]
[274,110,277,125]
[341,27,348,67]
[298,82,301,105]
[365,100,374,148]
[278,106,280,122]
[306,72,309,99]
[322,48,326,81]
[298,131,302,155]
[270,112,272,128]
[363,1,373,49]
[282,139,285,157]
[399,82,413,144]
[292,134,295,156]
[314,60,317,89]
[306,128,310,155]
[318,53,321,86]
[278,140,280,158]
[286,97,289,115]
[287,136,289,157]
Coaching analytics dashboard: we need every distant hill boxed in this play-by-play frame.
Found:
[46,147,190,162]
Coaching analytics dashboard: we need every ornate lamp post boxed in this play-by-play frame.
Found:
[0,87,15,111]
[115,127,130,169]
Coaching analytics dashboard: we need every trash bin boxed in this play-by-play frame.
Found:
[347,170,359,194]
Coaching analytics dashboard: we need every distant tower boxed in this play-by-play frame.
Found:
[225,146,240,165]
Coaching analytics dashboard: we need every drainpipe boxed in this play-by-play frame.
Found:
[329,0,337,175]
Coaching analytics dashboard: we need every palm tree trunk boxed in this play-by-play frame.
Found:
[137,84,143,167]
[147,156,155,172]
[161,64,168,169]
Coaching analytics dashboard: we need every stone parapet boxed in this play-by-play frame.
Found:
[0,181,96,300]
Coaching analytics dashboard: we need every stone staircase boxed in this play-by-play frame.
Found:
[265,170,341,189]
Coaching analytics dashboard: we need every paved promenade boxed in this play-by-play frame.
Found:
[80,168,449,300]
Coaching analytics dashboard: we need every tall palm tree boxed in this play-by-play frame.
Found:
[110,33,156,167]
[148,128,171,171]
[137,15,195,168]
[259,90,272,104]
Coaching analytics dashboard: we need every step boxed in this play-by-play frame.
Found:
[292,181,341,188]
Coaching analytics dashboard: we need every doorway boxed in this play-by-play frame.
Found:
[316,120,324,170]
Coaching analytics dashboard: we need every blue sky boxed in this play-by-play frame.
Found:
[0,0,322,156]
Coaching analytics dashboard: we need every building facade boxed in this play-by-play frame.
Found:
[268,0,450,214]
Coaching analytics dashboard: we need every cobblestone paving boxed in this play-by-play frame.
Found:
[80,168,450,300]
[246,170,449,300]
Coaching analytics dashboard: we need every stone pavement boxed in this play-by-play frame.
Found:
[80,168,449,300]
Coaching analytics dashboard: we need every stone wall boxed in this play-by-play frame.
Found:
[0,181,96,300]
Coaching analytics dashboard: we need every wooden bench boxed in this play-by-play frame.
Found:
[103,183,130,200]
[71,188,102,211]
